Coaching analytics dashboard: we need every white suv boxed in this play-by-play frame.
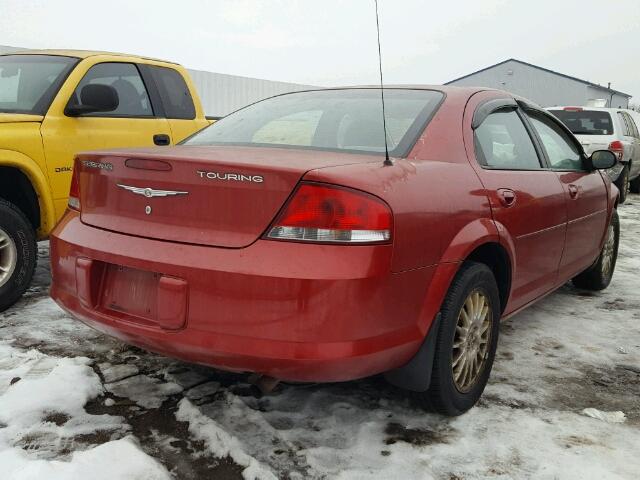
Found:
[548,106,640,203]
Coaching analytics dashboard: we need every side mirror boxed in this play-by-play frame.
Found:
[590,150,617,170]
[65,84,119,116]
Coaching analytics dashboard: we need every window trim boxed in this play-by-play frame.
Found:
[141,64,197,120]
[137,64,166,118]
[64,61,159,119]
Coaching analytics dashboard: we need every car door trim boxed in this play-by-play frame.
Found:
[471,97,518,129]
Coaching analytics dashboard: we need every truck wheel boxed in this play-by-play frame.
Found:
[615,165,629,204]
[0,199,37,312]
[630,174,640,194]
[573,210,619,291]
[414,262,501,416]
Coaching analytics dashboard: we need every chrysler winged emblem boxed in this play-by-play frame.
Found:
[116,184,189,198]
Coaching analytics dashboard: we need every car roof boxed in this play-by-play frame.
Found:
[0,49,178,64]
[548,106,633,113]
[268,84,502,101]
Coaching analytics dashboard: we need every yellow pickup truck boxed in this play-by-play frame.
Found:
[0,50,211,310]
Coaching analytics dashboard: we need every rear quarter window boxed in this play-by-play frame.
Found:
[148,66,196,120]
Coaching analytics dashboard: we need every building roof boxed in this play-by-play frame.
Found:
[445,58,631,98]
[0,48,177,64]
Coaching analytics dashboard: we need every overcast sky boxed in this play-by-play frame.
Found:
[1,0,639,100]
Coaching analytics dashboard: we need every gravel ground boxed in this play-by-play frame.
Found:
[1,194,639,479]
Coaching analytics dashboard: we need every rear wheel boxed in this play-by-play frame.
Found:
[572,210,619,291]
[414,262,500,416]
[0,199,37,312]
[615,165,629,204]
[630,174,640,194]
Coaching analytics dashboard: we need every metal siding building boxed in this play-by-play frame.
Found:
[1,45,316,117]
[0,45,23,54]
[446,59,631,108]
[187,68,314,117]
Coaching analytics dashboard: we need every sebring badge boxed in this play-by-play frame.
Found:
[117,184,189,198]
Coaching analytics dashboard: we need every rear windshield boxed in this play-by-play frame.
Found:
[550,110,614,135]
[0,55,78,115]
[182,88,444,157]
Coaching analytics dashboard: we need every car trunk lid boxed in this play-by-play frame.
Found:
[573,134,612,155]
[77,145,382,248]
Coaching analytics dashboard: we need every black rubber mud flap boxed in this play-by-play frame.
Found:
[384,313,441,392]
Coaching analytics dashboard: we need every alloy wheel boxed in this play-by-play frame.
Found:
[452,289,492,393]
[0,227,18,288]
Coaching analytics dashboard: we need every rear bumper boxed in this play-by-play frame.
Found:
[50,211,442,382]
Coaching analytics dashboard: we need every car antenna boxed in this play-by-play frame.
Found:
[374,0,393,166]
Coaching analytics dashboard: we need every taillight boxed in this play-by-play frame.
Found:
[563,106,583,111]
[609,140,624,161]
[266,183,392,244]
[68,163,80,211]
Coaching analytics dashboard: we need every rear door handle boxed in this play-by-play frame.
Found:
[497,188,516,207]
[153,134,171,146]
[568,184,579,199]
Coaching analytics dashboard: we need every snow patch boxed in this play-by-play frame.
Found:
[581,408,627,424]
[176,398,277,480]
[0,436,170,480]
[99,363,139,383]
[185,381,221,400]
[0,344,170,479]
[0,346,101,427]
[105,374,182,409]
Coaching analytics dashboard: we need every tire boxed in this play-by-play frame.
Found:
[630,174,640,194]
[0,199,37,312]
[414,262,501,416]
[615,165,629,204]
[572,209,619,291]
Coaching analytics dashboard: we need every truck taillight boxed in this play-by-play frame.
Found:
[68,163,80,211]
[266,183,392,244]
[609,140,624,161]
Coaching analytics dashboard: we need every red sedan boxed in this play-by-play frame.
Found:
[50,86,619,415]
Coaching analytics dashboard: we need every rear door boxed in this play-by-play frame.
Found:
[524,109,608,281]
[470,101,567,311]
[41,61,172,219]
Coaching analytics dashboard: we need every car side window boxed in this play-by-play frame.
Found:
[147,66,196,120]
[71,62,153,117]
[617,112,631,136]
[527,113,584,171]
[474,109,541,170]
[623,112,639,138]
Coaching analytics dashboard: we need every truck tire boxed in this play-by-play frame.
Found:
[572,210,619,291]
[630,174,640,194]
[0,199,37,312]
[615,165,629,204]
[414,262,501,416]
